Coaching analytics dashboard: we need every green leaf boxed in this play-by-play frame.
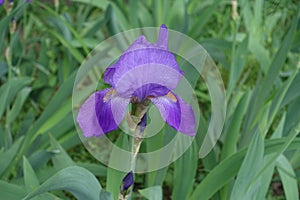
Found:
[167,0,187,31]
[255,114,286,199]
[189,0,222,39]
[146,126,176,187]
[282,72,300,106]
[99,190,113,200]
[37,98,72,134]
[254,155,275,200]
[260,7,298,99]
[230,131,264,200]
[227,37,248,96]
[48,30,84,63]
[189,137,300,200]
[0,136,24,177]
[50,134,75,170]
[7,87,32,123]
[23,156,40,192]
[152,0,164,26]
[107,2,130,33]
[0,180,26,200]
[146,128,166,186]
[128,0,139,27]
[72,0,109,9]
[23,166,102,200]
[106,134,129,200]
[28,150,53,172]
[139,186,162,200]
[241,5,300,146]
[276,155,298,200]
[15,72,76,170]
[36,1,89,55]
[172,142,198,200]
[0,78,31,120]
[221,91,250,160]
[77,162,107,177]
[250,120,300,186]
[268,70,298,128]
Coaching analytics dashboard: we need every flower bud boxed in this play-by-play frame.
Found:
[232,0,239,21]
[121,171,134,192]
[10,17,16,34]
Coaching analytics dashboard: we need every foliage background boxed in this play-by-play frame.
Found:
[0,0,299,199]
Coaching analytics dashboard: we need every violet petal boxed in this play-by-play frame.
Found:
[132,84,169,102]
[122,171,134,192]
[114,63,183,99]
[150,92,196,136]
[104,24,183,92]
[77,88,129,137]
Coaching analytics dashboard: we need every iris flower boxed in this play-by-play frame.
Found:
[77,24,195,137]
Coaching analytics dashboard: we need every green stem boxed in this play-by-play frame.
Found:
[120,102,148,200]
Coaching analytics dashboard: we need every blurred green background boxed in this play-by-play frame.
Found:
[0,0,300,199]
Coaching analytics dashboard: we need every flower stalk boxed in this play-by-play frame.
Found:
[120,103,149,200]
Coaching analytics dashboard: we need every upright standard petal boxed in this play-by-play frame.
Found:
[77,88,130,137]
[150,92,196,136]
[104,24,183,89]
[157,24,168,49]
[115,64,183,99]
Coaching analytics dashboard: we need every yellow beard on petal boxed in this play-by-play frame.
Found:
[166,92,177,102]
[103,89,117,103]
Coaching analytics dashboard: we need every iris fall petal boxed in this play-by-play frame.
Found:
[150,92,196,136]
[77,89,130,137]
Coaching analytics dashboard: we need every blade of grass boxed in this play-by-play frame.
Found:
[12,72,76,174]
[221,91,250,160]
[7,87,32,123]
[241,6,299,146]
[248,120,300,190]
[72,0,109,9]
[48,30,84,63]
[139,186,162,200]
[106,134,129,200]
[0,136,24,178]
[0,77,31,120]
[36,1,89,55]
[172,142,198,200]
[230,130,264,200]
[0,180,26,199]
[276,155,298,200]
[49,134,75,171]
[23,156,40,192]
[189,137,300,200]
[23,166,102,200]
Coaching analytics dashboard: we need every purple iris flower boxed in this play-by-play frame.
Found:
[77,24,196,137]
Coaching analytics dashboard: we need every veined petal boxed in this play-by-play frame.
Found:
[114,64,183,99]
[157,24,168,49]
[150,92,196,137]
[77,88,130,137]
[133,84,169,102]
[104,24,183,88]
